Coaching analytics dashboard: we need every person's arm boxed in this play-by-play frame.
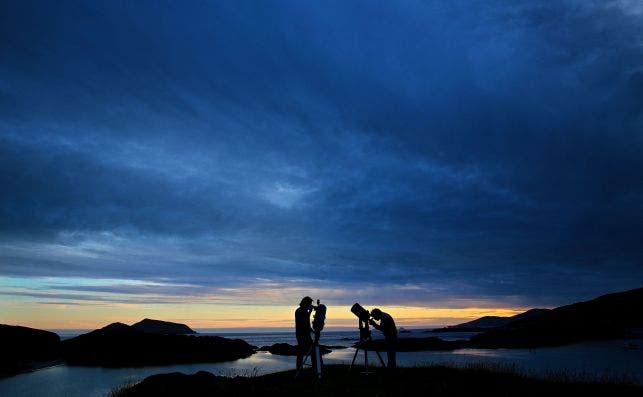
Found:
[369,318,382,330]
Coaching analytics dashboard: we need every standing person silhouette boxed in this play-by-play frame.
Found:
[369,308,398,368]
[295,296,315,372]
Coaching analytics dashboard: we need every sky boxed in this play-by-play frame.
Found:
[1,0,642,330]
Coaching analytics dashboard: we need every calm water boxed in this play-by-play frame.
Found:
[1,330,641,397]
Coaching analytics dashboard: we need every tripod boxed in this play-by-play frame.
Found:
[350,320,385,373]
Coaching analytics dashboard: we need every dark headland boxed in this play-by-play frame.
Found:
[430,308,550,332]
[62,321,254,366]
[470,287,643,348]
[110,365,642,397]
[0,324,60,377]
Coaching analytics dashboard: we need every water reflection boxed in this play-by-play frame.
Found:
[0,334,641,397]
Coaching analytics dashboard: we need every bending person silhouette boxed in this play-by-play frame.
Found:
[369,308,397,368]
[295,296,315,372]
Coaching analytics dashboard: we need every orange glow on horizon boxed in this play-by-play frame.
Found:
[0,301,531,330]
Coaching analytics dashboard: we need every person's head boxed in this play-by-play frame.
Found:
[300,296,313,308]
[371,308,382,320]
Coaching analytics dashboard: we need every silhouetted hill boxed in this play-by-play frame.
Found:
[0,324,60,377]
[103,322,131,332]
[61,323,254,366]
[110,365,642,397]
[131,319,196,335]
[471,287,643,348]
[431,309,550,332]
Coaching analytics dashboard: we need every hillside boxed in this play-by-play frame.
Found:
[431,309,550,332]
[471,287,643,348]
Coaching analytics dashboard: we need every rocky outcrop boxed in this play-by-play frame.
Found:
[257,343,332,356]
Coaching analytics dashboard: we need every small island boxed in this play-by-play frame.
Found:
[62,320,255,366]
[0,318,256,376]
[131,319,197,335]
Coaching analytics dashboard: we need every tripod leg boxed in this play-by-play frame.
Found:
[295,345,314,379]
[314,344,322,379]
[364,348,368,370]
[375,350,386,367]
[350,346,360,370]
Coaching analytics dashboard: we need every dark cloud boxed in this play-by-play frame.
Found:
[1,0,642,307]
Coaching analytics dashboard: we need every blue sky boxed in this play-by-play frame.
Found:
[1,0,642,327]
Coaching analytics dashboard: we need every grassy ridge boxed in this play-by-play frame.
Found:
[111,364,641,397]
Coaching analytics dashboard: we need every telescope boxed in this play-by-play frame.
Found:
[350,303,370,322]
[349,303,385,371]
[351,303,371,340]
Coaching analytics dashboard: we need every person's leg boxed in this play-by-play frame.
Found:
[298,337,313,371]
[386,337,397,369]
[296,336,305,370]
[296,352,303,370]
[296,351,303,370]
[387,349,397,368]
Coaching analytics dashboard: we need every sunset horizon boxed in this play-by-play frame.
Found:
[1,2,642,393]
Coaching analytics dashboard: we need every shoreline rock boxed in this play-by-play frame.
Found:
[356,337,466,352]
[257,343,332,356]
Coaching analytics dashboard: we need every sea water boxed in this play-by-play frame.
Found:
[0,329,641,397]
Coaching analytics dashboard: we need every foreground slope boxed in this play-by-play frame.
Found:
[111,365,641,397]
